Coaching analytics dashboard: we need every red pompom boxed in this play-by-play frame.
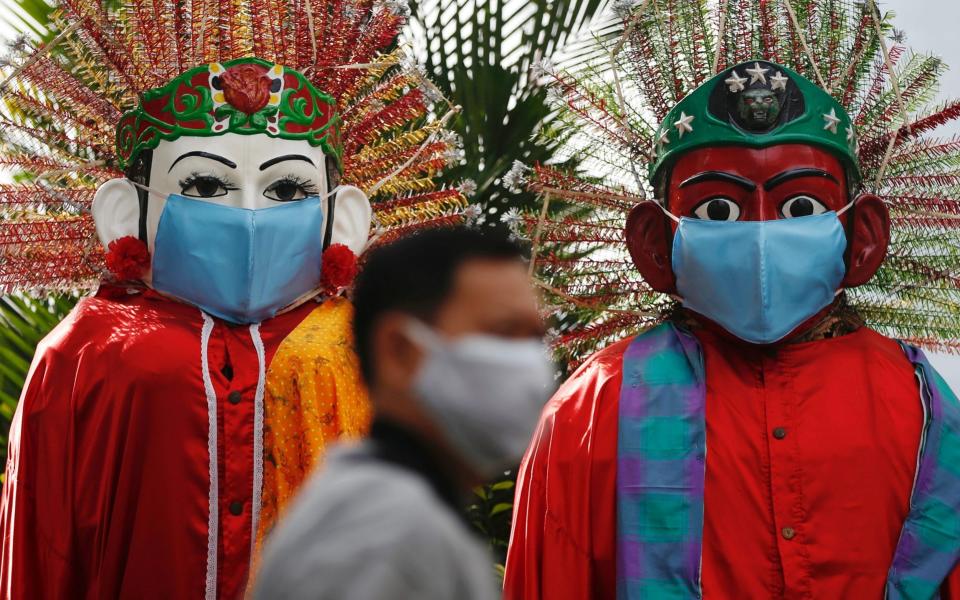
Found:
[105,236,150,281]
[321,244,358,293]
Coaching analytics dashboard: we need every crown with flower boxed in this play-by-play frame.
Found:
[0,0,473,293]
[117,58,342,170]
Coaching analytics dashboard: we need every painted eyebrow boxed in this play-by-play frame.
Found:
[764,168,839,190]
[259,154,315,171]
[679,171,757,191]
[167,151,237,173]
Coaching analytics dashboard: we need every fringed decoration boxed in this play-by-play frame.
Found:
[519,0,960,363]
[0,0,465,293]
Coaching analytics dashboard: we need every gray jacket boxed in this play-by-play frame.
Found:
[254,440,500,600]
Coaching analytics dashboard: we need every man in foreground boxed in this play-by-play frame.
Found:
[256,226,554,599]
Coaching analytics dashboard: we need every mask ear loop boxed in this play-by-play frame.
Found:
[404,318,445,352]
[322,187,338,250]
[832,198,858,297]
[652,199,682,224]
[127,179,171,200]
[647,200,686,303]
[836,198,857,216]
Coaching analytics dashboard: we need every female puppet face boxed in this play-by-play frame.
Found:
[92,57,372,281]
[142,133,331,253]
[87,58,376,322]
[92,132,372,278]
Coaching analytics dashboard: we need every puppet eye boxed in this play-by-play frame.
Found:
[693,197,741,221]
[263,176,319,202]
[780,195,828,218]
[179,173,235,198]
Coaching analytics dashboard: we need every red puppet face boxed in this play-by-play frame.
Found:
[626,143,890,300]
[666,144,850,224]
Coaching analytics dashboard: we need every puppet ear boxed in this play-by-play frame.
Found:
[842,193,890,287]
[626,201,677,293]
[330,185,372,255]
[92,178,141,247]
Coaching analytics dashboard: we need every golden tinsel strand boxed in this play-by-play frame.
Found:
[353,128,431,162]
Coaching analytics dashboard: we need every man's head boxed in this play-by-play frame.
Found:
[352,226,548,480]
[625,60,890,343]
[353,226,541,393]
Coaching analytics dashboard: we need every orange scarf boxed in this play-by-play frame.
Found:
[256,297,372,549]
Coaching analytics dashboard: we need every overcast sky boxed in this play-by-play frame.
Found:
[883,0,960,133]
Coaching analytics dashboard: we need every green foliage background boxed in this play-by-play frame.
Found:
[0,296,76,466]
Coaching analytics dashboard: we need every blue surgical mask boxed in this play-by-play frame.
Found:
[664,203,852,344]
[151,194,325,324]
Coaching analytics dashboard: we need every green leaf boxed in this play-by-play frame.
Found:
[0,294,77,464]
[409,0,611,222]
[489,502,514,517]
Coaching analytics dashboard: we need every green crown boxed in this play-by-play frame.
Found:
[649,60,859,186]
[116,57,342,171]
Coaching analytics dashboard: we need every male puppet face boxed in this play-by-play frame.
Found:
[625,60,892,344]
[627,142,890,343]
[665,144,849,224]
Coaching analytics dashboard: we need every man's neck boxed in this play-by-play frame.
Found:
[366,414,474,509]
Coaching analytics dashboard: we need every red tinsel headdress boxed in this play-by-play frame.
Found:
[510,0,960,362]
[0,0,470,293]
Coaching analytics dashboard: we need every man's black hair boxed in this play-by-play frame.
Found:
[352,226,527,384]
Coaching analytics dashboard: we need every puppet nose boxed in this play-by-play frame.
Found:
[746,188,779,221]
[239,188,260,210]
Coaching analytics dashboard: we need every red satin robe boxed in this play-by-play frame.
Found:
[505,325,960,599]
[0,285,313,599]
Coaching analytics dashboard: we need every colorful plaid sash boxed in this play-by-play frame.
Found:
[886,343,960,599]
[616,323,960,600]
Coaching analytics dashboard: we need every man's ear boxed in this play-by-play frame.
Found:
[92,178,141,247]
[372,311,425,392]
[625,201,676,294]
[842,193,890,287]
[330,185,372,255]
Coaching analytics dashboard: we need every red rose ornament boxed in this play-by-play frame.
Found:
[321,244,358,293]
[220,64,272,115]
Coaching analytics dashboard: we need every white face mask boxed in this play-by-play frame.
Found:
[406,320,556,479]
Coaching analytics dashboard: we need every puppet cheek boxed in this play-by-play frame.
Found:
[626,201,677,294]
[842,194,890,288]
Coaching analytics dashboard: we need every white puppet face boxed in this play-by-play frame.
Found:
[92,132,372,282]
